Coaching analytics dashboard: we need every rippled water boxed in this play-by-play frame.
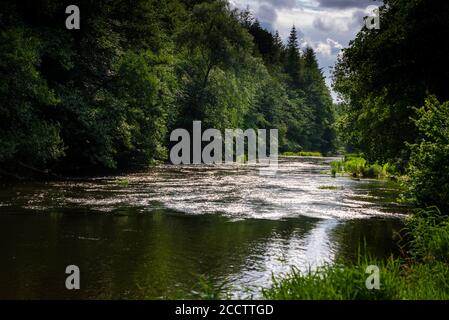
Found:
[0,157,406,299]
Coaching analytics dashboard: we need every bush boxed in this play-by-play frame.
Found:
[406,207,449,263]
[382,162,398,176]
[344,157,366,176]
[344,153,364,161]
[331,156,397,179]
[407,97,449,213]
[362,164,383,178]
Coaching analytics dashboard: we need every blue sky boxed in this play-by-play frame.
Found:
[230,0,382,98]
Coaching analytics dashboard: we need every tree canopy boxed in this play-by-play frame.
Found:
[0,0,337,178]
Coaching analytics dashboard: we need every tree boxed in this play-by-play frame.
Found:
[175,0,255,129]
[333,0,449,164]
[0,0,338,178]
[285,25,303,89]
[0,7,64,177]
[407,97,449,213]
[302,47,336,153]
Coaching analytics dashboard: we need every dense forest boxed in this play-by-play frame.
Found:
[0,0,336,178]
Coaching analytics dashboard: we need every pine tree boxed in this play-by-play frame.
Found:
[287,26,299,52]
[274,31,283,49]
[302,47,336,152]
[285,25,302,89]
[272,30,283,65]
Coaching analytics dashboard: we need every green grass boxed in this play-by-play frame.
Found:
[115,177,130,187]
[262,259,449,300]
[262,207,449,300]
[282,151,323,157]
[318,185,343,190]
[330,156,397,179]
[191,274,234,300]
[407,207,449,263]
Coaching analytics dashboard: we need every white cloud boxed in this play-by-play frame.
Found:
[257,4,278,30]
[314,38,344,56]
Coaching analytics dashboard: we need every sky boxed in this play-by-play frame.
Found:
[230,0,382,98]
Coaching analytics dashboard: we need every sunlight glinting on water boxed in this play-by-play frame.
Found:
[0,157,406,299]
[118,159,405,220]
[6,158,406,221]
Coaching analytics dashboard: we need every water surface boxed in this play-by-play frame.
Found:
[0,157,406,299]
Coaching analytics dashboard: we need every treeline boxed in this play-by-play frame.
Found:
[0,0,336,178]
[333,0,449,212]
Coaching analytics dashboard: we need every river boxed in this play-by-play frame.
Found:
[0,157,406,299]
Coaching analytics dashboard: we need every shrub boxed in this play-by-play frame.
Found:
[406,207,449,263]
[331,156,395,179]
[382,162,398,176]
[344,157,366,177]
[362,164,383,178]
[407,97,449,213]
[330,160,344,177]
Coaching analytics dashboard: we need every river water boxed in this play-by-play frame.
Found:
[0,157,406,299]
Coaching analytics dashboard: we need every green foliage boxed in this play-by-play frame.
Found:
[281,151,322,157]
[0,0,177,175]
[382,162,398,177]
[0,0,338,178]
[333,0,449,164]
[262,259,449,300]
[263,259,400,300]
[191,274,233,300]
[0,25,64,170]
[407,207,449,263]
[362,164,383,179]
[115,177,130,187]
[406,97,449,213]
[113,50,174,166]
[175,0,254,127]
[331,156,393,179]
[241,13,337,153]
[344,157,366,177]
[318,185,342,190]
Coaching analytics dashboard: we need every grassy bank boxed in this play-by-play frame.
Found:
[262,207,449,300]
[262,259,449,300]
[281,151,323,157]
[330,154,397,179]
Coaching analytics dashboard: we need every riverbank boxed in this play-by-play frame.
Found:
[263,146,449,299]
[281,151,324,157]
[262,207,449,300]
[330,154,399,179]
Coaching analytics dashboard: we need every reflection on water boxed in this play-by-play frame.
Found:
[0,157,406,299]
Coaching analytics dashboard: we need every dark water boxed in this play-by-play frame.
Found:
[0,157,406,299]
